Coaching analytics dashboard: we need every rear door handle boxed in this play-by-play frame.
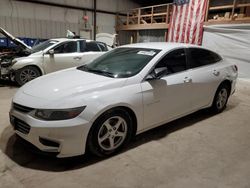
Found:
[183,77,192,83]
[213,69,220,76]
[73,57,82,60]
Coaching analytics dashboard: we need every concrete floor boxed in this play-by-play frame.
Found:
[0,79,250,188]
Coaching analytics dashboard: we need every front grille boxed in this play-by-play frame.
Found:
[1,62,11,68]
[13,103,34,113]
[14,118,31,134]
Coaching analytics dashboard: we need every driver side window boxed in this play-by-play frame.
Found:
[155,48,187,76]
[53,41,78,54]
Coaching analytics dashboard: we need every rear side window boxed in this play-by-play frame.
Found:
[53,41,77,54]
[79,40,86,52]
[86,42,101,52]
[156,48,187,74]
[188,48,222,68]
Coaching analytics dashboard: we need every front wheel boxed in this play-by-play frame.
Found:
[211,83,230,113]
[87,108,133,157]
[15,66,41,86]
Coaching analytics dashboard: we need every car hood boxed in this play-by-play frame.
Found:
[15,68,126,108]
[0,27,31,51]
[96,33,117,47]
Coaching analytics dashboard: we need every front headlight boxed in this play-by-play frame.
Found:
[33,106,86,121]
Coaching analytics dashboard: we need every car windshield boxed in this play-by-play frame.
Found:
[77,47,160,78]
[32,40,58,53]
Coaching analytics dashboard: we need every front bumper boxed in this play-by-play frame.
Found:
[0,65,14,80]
[9,108,92,158]
[230,78,237,95]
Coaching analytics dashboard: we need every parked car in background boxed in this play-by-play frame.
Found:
[12,39,108,85]
[3,38,108,85]
[0,27,109,86]
[10,42,238,158]
[0,27,32,80]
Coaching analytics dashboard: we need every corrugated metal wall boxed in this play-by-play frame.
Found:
[0,0,139,39]
[0,16,80,38]
[138,30,167,43]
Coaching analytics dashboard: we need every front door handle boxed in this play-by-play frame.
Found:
[73,57,82,60]
[213,70,220,76]
[183,77,192,83]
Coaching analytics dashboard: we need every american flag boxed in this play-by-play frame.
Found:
[167,0,208,45]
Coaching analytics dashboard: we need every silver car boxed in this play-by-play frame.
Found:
[0,28,108,85]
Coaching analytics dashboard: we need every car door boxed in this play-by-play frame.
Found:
[43,41,83,73]
[186,48,223,110]
[141,48,193,129]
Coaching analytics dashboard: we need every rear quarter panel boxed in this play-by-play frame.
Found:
[207,59,238,106]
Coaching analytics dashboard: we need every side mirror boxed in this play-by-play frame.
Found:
[48,49,54,56]
[146,67,168,81]
[154,67,168,78]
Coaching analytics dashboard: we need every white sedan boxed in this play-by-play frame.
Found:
[0,34,108,86]
[9,43,238,158]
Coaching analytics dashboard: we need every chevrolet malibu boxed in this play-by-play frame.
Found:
[9,43,238,158]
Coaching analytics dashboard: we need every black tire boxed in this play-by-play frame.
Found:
[211,83,230,114]
[15,66,41,86]
[87,108,133,157]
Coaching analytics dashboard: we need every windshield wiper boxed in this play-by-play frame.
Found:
[77,65,114,78]
[77,65,89,71]
[88,69,115,78]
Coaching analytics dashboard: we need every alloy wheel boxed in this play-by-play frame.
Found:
[216,88,228,110]
[97,116,128,151]
[20,68,38,83]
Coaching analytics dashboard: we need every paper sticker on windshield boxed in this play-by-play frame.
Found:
[137,51,156,56]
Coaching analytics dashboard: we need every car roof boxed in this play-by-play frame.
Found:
[120,42,203,51]
[50,38,95,42]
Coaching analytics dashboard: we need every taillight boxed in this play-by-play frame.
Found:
[232,65,238,72]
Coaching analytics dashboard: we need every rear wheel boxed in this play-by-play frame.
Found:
[211,83,230,113]
[15,66,41,86]
[87,108,133,157]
